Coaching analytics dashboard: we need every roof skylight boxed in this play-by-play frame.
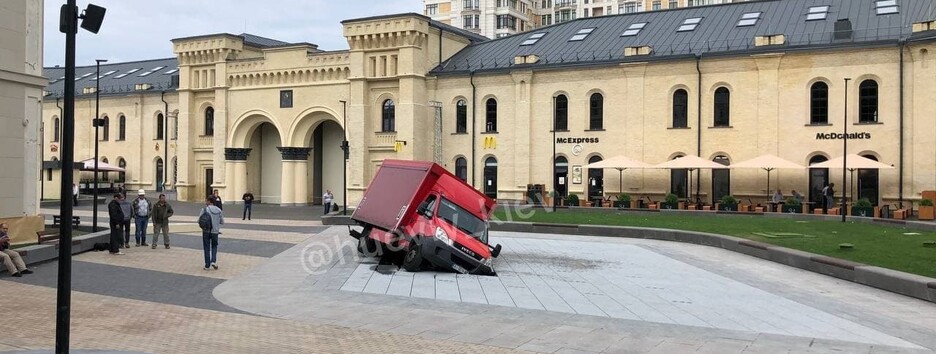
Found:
[113,68,141,79]
[138,66,166,77]
[678,17,702,32]
[75,73,92,81]
[737,12,761,27]
[875,0,898,15]
[621,22,648,37]
[520,32,547,46]
[807,5,830,21]
[569,27,596,41]
[163,68,179,75]
[92,70,118,81]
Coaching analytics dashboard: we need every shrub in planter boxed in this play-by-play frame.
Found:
[614,193,631,208]
[919,198,935,220]
[851,198,874,217]
[719,195,739,211]
[782,197,802,213]
[565,193,580,207]
[661,193,679,209]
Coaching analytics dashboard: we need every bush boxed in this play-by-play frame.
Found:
[854,198,873,208]
[665,193,679,205]
[785,197,801,206]
[616,193,631,203]
[921,198,934,207]
[720,194,738,205]
[565,193,580,206]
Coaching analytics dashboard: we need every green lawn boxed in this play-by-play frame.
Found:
[492,208,936,278]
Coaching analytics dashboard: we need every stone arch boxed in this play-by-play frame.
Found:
[229,110,286,148]
[805,151,830,166]
[668,151,687,160]
[288,106,343,147]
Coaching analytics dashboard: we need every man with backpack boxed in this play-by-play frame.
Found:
[198,197,224,270]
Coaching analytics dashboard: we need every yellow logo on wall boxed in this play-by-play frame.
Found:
[394,141,405,152]
[483,136,497,149]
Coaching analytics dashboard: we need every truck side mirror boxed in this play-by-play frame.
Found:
[491,244,502,258]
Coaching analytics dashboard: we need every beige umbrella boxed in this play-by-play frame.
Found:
[730,154,805,197]
[652,155,728,203]
[811,154,894,205]
[78,158,125,172]
[584,155,652,194]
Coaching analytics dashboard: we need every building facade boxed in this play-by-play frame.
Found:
[2,0,44,244]
[42,0,936,210]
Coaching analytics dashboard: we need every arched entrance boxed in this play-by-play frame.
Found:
[247,122,283,204]
[809,155,829,208]
[310,120,345,206]
[587,155,604,205]
[484,157,498,199]
[554,156,568,200]
[711,155,730,204]
[857,154,880,205]
[155,158,164,192]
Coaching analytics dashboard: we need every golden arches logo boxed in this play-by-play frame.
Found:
[483,136,497,149]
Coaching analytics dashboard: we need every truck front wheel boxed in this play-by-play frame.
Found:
[358,235,379,256]
[402,243,424,272]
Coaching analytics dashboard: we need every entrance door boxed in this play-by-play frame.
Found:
[155,158,164,192]
[808,155,829,208]
[857,155,880,205]
[711,155,730,204]
[205,168,214,199]
[587,155,603,205]
[554,156,568,199]
[483,157,498,199]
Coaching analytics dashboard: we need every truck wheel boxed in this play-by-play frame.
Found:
[402,243,423,272]
[358,236,378,256]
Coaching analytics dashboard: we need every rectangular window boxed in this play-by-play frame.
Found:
[569,27,595,41]
[621,22,647,36]
[669,0,678,8]
[521,32,547,45]
[807,5,830,21]
[875,0,898,15]
[652,1,661,10]
[583,8,589,17]
[426,4,438,15]
[678,17,702,32]
[737,12,761,27]
[624,2,637,13]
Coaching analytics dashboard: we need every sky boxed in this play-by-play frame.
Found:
[43,0,422,67]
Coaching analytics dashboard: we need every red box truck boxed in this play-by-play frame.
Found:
[350,159,502,275]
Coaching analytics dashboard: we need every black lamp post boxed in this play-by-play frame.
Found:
[58,2,105,351]
[339,100,349,215]
[842,77,851,223]
[92,58,106,232]
[552,96,557,212]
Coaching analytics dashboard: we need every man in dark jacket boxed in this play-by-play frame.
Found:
[107,194,125,255]
[210,189,223,210]
[151,194,174,249]
[242,191,254,220]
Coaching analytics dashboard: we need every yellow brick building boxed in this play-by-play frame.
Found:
[41,0,936,210]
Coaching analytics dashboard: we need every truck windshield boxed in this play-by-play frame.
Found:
[437,198,488,244]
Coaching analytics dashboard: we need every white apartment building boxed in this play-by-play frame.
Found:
[426,0,751,35]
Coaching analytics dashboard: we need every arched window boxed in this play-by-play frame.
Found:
[810,82,829,125]
[53,118,60,142]
[101,157,109,181]
[101,116,109,141]
[485,98,497,132]
[381,99,395,132]
[118,115,126,141]
[859,80,878,123]
[672,89,688,128]
[455,157,468,181]
[118,158,126,182]
[156,113,164,140]
[205,107,215,136]
[554,95,568,131]
[455,100,467,133]
[589,93,603,130]
[713,87,730,127]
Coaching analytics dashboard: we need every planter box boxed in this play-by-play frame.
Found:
[613,201,629,208]
[660,202,678,210]
[782,204,802,213]
[851,206,874,217]
[920,206,935,220]
[630,200,642,209]
[717,203,738,212]
[678,202,686,210]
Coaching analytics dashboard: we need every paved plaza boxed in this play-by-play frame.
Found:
[1,203,935,353]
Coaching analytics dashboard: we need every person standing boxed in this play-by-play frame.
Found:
[72,183,79,206]
[322,189,334,215]
[199,197,224,270]
[119,193,133,248]
[1,223,33,276]
[823,183,836,212]
[107,194,125,255]
[211,189,223,210]
[151,194,174,249]
[132,189,152,246]
[791,190,804,204]
[242,191,254,220]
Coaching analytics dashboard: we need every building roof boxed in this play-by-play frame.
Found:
[342,12,489,44]
[239,33,291,48]
[431,0,936,75]
[43,57,179,99]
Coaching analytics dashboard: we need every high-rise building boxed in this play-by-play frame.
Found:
[426,0,752,36]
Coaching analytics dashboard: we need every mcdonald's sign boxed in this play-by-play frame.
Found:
[483,136,497,149]
[394,140,407,152]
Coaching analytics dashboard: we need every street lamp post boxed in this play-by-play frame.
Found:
[92,59,107,232]
[842,77,851,223]
[339,100,349,215]
[552,96,557,212]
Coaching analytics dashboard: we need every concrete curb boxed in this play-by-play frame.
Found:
[10,230,111,268]
[490,221,936,304]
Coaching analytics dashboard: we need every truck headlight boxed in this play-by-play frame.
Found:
[482,257,493,267]
[435,227,453,246]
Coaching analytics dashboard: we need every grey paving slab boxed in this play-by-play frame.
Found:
[385,271,414,297]
[434,272,461,302]
[456,274,488,304]
[410,272,436,299]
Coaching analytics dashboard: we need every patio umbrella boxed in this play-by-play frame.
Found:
[810,154,893,203]
[730,154,805,198]
[78,158,125,172]
[584,155,651,194]
[652,155,728,203]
